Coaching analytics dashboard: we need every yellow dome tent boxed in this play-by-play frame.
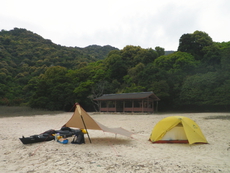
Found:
[149,116,208,144]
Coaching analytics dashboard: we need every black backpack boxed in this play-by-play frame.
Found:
[71,131,85,144]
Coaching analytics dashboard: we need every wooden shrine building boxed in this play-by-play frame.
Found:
[94,92,160,113]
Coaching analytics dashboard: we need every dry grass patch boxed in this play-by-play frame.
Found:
[204,115,230,120]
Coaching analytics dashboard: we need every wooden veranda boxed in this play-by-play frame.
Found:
[94,92,160,113]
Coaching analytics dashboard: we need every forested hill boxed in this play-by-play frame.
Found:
[0,28,117,108]
[0,28,118,69]
[1,28,230,112]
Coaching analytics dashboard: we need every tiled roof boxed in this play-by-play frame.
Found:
[94,92,160,101]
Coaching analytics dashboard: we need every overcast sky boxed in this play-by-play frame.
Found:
[1,0,230,50]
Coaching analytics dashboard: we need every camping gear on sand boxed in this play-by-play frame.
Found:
[19,128,81,144]
[149,116,208,144]
[20,133,55,144]
[19,103,132,144]
[62,103,133,142]
[19,129,56,144]
[57,138,69,144]
[71,130,85,144]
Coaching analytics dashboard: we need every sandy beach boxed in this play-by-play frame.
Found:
[0,112,230,173]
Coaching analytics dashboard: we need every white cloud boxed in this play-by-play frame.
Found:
[1,0,230,50]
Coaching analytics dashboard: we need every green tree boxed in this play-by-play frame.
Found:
[126,63,145,84]
[220,46,230,75]
[69,61,109,110]
[154,51,198,74]
[138,48,158,65]
[105,53,127,83]
[29,66,75,110]
[178,30,213,60]
[213,80,230,108]
[122,83,145,93]
[137,64,167,88]
[148,80,170,109]
[120,45,143,68]
[180,72,220,106]
[154,51,198,109]
[155,46,165,57]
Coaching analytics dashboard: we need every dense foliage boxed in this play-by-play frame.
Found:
[0,28,117,110]
[1,28,229,112]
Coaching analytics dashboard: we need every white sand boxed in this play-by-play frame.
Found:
[0,112,230,173]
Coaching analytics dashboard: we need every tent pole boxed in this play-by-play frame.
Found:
[80,115,92,143]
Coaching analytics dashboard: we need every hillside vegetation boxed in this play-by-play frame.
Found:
[0,28,229,112]
[0,28,117,109]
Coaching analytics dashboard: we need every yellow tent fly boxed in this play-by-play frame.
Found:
[149,116,208,144]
